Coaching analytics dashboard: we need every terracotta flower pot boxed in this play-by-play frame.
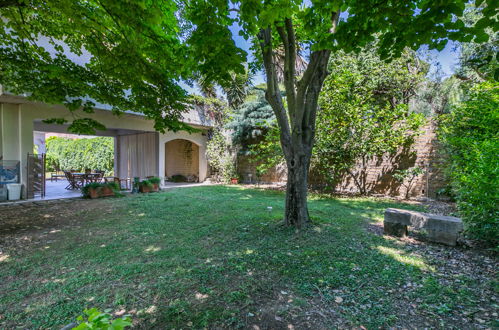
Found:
[100,186,115,197]
[230,178,238,184]
[88,188,99,199]
[139,184,152,193]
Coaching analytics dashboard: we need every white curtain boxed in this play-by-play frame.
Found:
[116,132,158,179]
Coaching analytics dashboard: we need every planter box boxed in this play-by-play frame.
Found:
[100,186,115,197]
[88,188,100,199]
[87,186,115,199]
[139,184,152,193]
[139,183,159,193]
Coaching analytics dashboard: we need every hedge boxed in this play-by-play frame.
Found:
[45,136,114,175]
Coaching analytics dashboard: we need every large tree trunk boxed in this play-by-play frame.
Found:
[257,13,339,228]
[284,151,311,226]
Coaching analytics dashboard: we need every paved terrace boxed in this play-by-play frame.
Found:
[0,179,213,205]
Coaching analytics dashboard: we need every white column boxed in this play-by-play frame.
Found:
[0,103,34,198]
[114,136,119,177]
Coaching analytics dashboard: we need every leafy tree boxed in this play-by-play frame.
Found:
[229,87,275,150]
[314,48,426,194]
[439,82,498,244]
[222,70,255,109]
[456,4,499,82]
[250,48,427,194]
[2,0,496,227]
[186,0,494,227]
[0,0,199,134]
[393,167,424,199]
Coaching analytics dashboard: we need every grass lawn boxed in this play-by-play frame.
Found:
[0,186,497,328]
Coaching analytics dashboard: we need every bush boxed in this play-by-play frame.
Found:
[439,82,498,244]
[148,177,161,185]
[139,179,153,187]
[206,130,237,183]
[168,174,188,183]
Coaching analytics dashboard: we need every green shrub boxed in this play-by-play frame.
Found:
[168,174,188,183]
[393,167,424,199]
[139,180,152,187]
[73,307,131,330]
[206,130,237,183]
[81,182,103,198]
[148,177,161,185]
[439,82,498,244]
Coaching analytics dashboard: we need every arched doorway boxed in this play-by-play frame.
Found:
[164,139,200,182]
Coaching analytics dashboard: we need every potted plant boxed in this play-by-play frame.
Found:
[230,177,239,184]
[82,182,102,199]
[101,182,119,197]
[148,177,161,191]
[138,180,153,193]
[81,182,119,199]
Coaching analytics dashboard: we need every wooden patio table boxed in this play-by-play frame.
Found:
[71,173,102,185]
[67,173,85,189]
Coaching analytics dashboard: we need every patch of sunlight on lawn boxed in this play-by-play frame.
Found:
[195,292,209,300]
[144,245,161,253]
[0,254,10,262]
[376,246,434,272]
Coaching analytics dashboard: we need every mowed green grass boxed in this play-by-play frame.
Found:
[0,186,493,328]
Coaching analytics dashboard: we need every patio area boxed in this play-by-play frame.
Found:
[38,179,82,200]
[29,179,211,202]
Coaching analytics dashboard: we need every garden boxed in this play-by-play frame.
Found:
[0,0,497,329]
[0,186,496,328]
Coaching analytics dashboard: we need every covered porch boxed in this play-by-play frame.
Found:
[0,94,211,200]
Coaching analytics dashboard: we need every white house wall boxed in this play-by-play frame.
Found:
[0,97,211,197]
[158,130,208,182]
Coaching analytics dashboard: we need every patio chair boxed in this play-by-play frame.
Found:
[64,171,84,190]
[95,171,105,183]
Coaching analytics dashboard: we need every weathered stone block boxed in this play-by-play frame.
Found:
[425,215,463,234]
[384,221,408,237]
[427,230,459,246]
[383,208,463,246]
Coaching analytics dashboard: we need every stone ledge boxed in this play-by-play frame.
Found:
[384,208,463,246]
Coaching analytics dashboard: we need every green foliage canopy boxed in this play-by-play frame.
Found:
[1,0,496,135]
[0,0,198,134]
[456,4,499,82]
[314,48,426,192]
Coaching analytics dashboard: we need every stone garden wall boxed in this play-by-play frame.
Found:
[237,122,448,198]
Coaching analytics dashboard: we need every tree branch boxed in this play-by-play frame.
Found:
[275,19,298,126]
[0,0,24,9]
[258,27,292,156]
